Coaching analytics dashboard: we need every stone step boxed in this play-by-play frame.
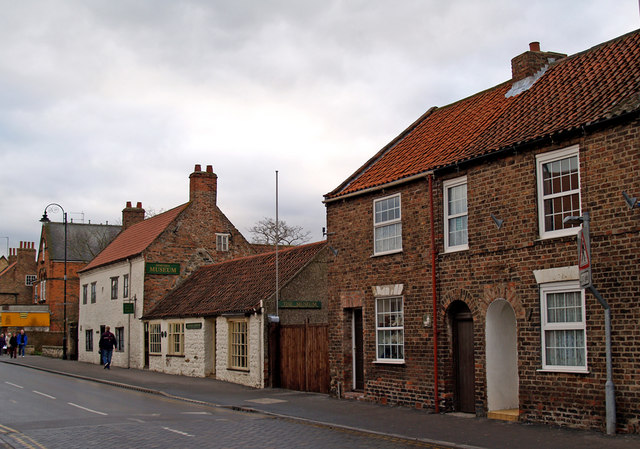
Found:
[488,409,520,422]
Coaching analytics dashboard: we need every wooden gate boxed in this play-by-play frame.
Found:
[278,322,329,394]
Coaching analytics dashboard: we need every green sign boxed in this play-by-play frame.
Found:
[186,322,202,330]
[123,303,134,314]
[145,262,180,275]
[278,300,322,309]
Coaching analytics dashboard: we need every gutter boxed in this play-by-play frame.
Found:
[323,171,434,204]
[428,174,440,413]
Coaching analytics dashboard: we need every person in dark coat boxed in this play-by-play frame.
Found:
[8,333,18,358]
[0,333,6,356]
[99,326,117,369]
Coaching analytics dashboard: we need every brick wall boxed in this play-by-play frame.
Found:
[326,117,640,433]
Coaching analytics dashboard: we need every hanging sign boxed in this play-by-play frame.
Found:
[578,229,592,289]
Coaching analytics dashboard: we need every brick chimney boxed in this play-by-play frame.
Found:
[189,164,217,206]
[122,201,145,230]
[511,42,566,82]
[16,241,36,268]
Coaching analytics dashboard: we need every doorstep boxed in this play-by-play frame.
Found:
[488,409,521,422]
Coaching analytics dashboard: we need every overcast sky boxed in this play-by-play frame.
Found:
[0,1,638,258]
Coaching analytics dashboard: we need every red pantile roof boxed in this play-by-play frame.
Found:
[80,204,188,272]
[325,29,640,200]
[143,241,327,319]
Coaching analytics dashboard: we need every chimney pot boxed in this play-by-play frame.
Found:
[206,165,213,173]
[126,201,132,208]
[529,41,540,52]
[136,202,142,208]
[194,164,202,172]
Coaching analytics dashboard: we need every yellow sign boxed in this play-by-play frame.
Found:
[0,312,50,327]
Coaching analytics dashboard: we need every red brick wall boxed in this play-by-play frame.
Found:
[142,201,256,315]
[326,116,640,433]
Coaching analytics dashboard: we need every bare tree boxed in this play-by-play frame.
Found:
[249,217,311,246]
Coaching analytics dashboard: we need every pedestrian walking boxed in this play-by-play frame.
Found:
[0,333,6,356]
[99,326,117,369]
[8,332,17,358]
[17,329,27,357]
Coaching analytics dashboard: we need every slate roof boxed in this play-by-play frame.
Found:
[143,241,327,319]
[43,222,122,263]
[325,29,640,200]
[81,204,188,272]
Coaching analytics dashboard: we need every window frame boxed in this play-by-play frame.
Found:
[375,296,405,363]
[82,284,88,305]
[110,277,118,300]
[25,275,36,286]
[228,318,249,370]
[115,327,125,353]
[216,233,230,252]
[536,146,581,240]
[123,274,129,299]
[148,323,162,355]
[85,329,93,352]
[539,281,588,373]
[373,194,402,256]
[167,322,184,356]
[443,176,469,252]
[90,282,96,303]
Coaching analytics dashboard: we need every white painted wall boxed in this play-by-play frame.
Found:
[147,317,215,377]
[215,314,264,388]
[145,314,264,388]
[485,299,519,411]
[78,256,146,369]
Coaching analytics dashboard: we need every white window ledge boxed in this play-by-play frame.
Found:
[536,368,589,374]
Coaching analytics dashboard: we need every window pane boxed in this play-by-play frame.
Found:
[545,329,585,366]
[448,184,467,215]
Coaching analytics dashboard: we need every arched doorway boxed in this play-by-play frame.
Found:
[485,299,518,412]
[450,301,475,413]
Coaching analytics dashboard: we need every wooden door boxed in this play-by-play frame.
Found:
[454,310,475,413]
[353,309,364,390]
[278,322,329,393]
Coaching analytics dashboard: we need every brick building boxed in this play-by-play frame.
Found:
[78,164,257,370]
[0,242,37,306]
[0,242,49,344]
[323,30,640,433]
[143,241,329,389]
[34,222,121,357]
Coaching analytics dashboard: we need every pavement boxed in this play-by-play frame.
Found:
[1,356,639,449]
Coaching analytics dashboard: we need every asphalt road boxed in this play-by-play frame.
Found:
[0,363,452,449]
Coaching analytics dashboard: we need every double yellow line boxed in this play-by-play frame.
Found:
[0,424,47,449]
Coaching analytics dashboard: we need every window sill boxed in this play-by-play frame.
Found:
[373,360,405,365]
[227,367,250,372]
[443,245,468,254]
[371,249,403,258]
[536,368,589,374]
[167,354,185,358]
[149,353,162,357]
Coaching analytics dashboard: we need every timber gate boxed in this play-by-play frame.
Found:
[277,322,329,394]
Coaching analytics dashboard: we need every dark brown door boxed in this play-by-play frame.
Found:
[278,323,329,393]
[353,308,364,390]
[454,309,475,413]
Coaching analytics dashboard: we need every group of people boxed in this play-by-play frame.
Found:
[0,329,28,358]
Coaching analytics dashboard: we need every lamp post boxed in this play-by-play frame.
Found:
[40,203,68,360]
[563,212,616,434]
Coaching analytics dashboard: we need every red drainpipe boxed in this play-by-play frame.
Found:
[429,173,440,413]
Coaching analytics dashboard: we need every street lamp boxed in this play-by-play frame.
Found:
[40,203,68,361]
[563,212,616,435]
